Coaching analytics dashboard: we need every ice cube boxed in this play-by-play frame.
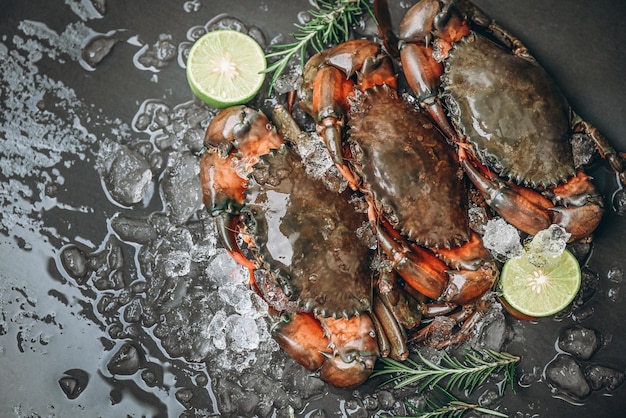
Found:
[207,310,228,350]
[272,63,302,95]
[162,250,191,277]
[544,354,591,399]
[526,224,570,267]
[160,152,202,225]
[98,140,153,206]
[482,218,523,261]
[226,314,261,353]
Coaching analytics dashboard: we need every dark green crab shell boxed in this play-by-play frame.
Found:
[242,144,373,319]
[441,33,575,187]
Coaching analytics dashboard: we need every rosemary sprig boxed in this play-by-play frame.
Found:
[390,385,509,418]
[371,349,520,396]
[263,0,372,93]
[403,386,508,418]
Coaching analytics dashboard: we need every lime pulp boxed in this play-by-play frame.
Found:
[186,30,266,108]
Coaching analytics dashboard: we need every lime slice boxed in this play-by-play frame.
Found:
[186,30,266,108]
[499,249,581,317]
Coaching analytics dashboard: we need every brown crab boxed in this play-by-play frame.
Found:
[298,37,498,347]
[375,0,626,242]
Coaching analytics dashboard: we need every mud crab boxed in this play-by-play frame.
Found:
[375,0,626,242]
[297,38,498,344]
[201,105,422,387]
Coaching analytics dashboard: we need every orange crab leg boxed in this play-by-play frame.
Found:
[311,65,352,166]
[200,150,255,271]
[300,40,399,190]
[374,0,468,141]
[461,146,603,241]
[201,106,288,275]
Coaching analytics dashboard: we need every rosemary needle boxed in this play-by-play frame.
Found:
[263,0,372,93]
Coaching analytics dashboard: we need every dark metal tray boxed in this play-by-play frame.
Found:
[1,0,625,416]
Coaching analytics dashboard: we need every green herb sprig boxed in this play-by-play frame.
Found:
[404,386,508,418]
[263,0,372,93]
[371,349,520,417]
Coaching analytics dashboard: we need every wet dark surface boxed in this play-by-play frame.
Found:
[1,0,626,417]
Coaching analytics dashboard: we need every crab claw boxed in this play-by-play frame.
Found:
[205,106,283,159]
[549,171,604,242]
[318,350,378,388]
[269,312,328,372]
[270,312,379,388]
[318,315,380,388]
[460,147,603,241]
[459,147,553,235]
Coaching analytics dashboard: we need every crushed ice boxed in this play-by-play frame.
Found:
[482,218,523,261]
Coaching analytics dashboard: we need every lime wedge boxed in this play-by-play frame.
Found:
[186,30,266,108]
[499,249,581,317]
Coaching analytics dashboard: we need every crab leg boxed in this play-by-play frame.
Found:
[421,302,458,317]
[201,106,288,269]
[263,281,380,388]
[376,270,423,330]
[373,0,468,142]
[409,298,489,349]
[369,312,392,358]
[409,304,473,347]
[200,150,256,271]
[459,147,553,234]
[444,298,491,347]
[372,294,409,361]
[548,171,604,241]
[572,113,626,187]
[299,40,398,190]
[373,211,496,304]
[310,65,351,166]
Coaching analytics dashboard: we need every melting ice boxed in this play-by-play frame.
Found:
[525,224,570,267]
[482,218,523,261]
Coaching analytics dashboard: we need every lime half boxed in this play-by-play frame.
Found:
[186,30,266,108]
[499,249,581,317]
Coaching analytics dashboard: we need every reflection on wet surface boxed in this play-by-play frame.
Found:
[1,0,626,417]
